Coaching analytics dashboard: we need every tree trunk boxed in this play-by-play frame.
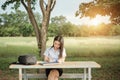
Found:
[21,0,56,59]
[21,0,41,57]
[40,13,50,58]
[40,0,56,58]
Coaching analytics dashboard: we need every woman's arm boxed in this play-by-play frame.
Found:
[44,55,66,63]
[44,56,49,62]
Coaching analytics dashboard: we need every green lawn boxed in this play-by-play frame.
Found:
[0,36,120,80]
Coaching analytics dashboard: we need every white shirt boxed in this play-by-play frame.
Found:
[44,47,66,62]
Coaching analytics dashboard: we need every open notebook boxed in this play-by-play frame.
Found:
[39,61,60,65]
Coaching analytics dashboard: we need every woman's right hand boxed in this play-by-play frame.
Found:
[44,56,54,62]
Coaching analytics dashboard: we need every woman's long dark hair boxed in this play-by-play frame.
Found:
[52,35,64,58]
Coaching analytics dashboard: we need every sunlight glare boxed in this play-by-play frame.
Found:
[88,14,111,26]
[91,18,101,26]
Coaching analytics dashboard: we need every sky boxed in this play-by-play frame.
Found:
[0,0,110,25]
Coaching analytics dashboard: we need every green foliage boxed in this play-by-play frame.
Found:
[51,15,67,25]
[1,0,18,10]
[1,0,37,10]
[50,15,67,35]
[34,12,42,26]
[48,23,59,36]
[0,10,36,36]
[61,22,76,36]
[0,10,120,37]
[113,25,120,35]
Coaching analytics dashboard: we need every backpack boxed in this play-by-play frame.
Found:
[18,54,37,65]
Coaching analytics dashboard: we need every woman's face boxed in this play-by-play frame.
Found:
[53,40,60,50]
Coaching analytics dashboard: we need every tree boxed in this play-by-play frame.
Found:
[51,15,66,25]
[1,0,56,57]
[48,23,59,37]
[0,10,34,36]
[61,22,76,37]
[76,0,120,24]
[51,15,67,35]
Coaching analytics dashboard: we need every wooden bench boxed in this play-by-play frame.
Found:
[22,73,88,79]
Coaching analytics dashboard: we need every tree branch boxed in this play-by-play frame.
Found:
[47,0,52,11]
[40,0,46,16]
[27,0,31,9]
[51,0,56,11]
[21,0,28,10]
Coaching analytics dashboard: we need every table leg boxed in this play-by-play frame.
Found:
[19,68,22,80]
[23,69,28,80]
[88,68,92,80]
[83,68,87,80]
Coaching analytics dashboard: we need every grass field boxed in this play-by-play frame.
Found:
[0,36,120,80]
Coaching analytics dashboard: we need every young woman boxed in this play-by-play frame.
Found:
[43,35,66,80]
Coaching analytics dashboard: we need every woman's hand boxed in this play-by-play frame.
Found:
[44,56,54,62]
[58,57,65,63]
